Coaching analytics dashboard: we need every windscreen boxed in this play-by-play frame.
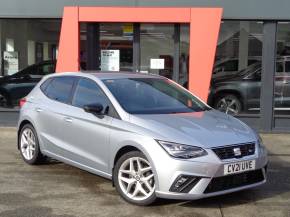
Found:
[103,78,210,114]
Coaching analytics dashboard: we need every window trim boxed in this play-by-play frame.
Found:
[70,77,121,119]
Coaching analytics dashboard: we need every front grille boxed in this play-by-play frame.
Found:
[204,169,264,194]
[212,142,255,160]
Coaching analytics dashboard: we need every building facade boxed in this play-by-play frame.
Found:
[0,0,290,132]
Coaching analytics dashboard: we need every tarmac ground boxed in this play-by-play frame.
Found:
[0,127,289,217]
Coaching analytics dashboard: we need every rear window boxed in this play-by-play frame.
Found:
[43,76,76,104]
[40,78,52,92]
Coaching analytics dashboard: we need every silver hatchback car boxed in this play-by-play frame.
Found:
[18,72,268,205]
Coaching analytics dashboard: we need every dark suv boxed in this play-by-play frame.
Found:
[209,62,290,115]
[0,60,55,107]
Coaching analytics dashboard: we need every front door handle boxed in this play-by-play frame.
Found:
[64,117,73,123]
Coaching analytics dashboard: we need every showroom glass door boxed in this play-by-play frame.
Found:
[139,24,175,79]
[81,23,186,83]
[274,22,290,129]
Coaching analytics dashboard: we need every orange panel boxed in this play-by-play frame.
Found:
[79,7,191,23]
[188,8,222,102]
[56,7,79,72]
[56,6,222,102]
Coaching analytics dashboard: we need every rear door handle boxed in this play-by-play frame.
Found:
[64,117,73,123]
[35,108,43,112]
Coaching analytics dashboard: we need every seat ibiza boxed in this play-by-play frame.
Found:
[18,72,268,205]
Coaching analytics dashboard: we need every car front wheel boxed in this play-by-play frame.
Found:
[113,151,156,206]
[215,94,242,115]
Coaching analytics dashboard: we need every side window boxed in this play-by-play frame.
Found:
[45,77,75,104]
[17,65,35,77]
[223,60,238,71]
[285,61,290,73]
[72,78,110,109]
[276,61,283,73]
[37,63,55,75]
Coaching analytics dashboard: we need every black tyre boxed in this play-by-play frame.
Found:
[0,92,9,107]
[18,124,46,165]
[113,151,157,206]
[214,94,242,115]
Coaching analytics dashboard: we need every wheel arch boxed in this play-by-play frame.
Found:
[113,145,141,167]
[111,143,159,190]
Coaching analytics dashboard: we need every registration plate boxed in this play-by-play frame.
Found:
[224,160,255,175]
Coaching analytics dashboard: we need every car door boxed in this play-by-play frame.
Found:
[35,76,77,157]
[60,77,115,174]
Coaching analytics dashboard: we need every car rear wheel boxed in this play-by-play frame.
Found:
[215,94,242,115]
[19,124,45,165]
[113,151,156,206]
[0,92,8,107]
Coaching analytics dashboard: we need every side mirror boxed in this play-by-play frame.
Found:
[83,103,104,115]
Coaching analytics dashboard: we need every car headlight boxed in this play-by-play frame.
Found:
[157,141,207,159]
[257,134,263,147]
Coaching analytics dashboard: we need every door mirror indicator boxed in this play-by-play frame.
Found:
[83,103,104,115]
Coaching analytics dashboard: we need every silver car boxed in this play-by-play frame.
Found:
[17,72,268,205]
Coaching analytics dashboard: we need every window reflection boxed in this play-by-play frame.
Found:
[0,19,60,109]
[209,21,263,116]
[275,23,290,115]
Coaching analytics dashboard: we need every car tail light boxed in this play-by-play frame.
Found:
[19,98,27,108]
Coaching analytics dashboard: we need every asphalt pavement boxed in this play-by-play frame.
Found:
[0,128,289,217]
[0,112,19,127]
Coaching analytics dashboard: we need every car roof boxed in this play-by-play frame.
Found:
[49,71,165,80]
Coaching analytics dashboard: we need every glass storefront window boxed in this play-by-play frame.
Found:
[80,23,133,72]
[210,21,263,116]
[275,22,290,116]
[179,24,190,88]
[100,23,133,71]
[0,19,60,109]
[140,24,174,79]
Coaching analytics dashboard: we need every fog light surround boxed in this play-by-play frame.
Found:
[169,175,201,193]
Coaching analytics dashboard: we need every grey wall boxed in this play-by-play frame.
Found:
[0,0,289,20]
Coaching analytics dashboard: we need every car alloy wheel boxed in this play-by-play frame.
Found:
[118,157,155,201]
[20,128,36,161]
[216,95,241,115]
[19,124,45,165]
[115,151,156,205]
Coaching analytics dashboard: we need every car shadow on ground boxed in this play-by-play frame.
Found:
[35,150,290,209]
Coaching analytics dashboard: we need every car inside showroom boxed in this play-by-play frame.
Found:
[0,1,290,217]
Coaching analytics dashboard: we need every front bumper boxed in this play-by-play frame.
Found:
[153,145,268,200]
